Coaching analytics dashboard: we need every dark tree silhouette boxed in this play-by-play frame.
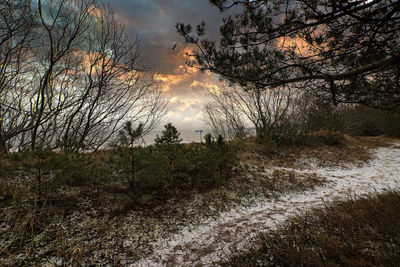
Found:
[155,123,182,146]
[177,0,400,109]
[0,0,168,153]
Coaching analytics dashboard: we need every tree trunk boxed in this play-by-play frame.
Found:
[129,147,135,191]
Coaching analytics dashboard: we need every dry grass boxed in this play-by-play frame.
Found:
[222,190,400,267]
[1,135,396,265]
[242,134,398,170]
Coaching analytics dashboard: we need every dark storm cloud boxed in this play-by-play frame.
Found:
[103,0,222,74]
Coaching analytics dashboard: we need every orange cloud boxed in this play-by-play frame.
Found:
[190,79,221,94]
[155,62,199,92]
[155,73,185,91]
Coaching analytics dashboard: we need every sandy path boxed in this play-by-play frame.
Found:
[134,143,400,266]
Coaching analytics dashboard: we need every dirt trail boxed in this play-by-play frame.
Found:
[134,142,400,266]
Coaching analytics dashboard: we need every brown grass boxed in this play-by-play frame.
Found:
[242,134,398,170]
[222,190,400,267]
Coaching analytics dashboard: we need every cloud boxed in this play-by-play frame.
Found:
[103,0,222,72]
[164,99,206,130]
[101,0,227,131]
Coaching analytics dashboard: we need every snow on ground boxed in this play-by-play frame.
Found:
[133,142,400,266]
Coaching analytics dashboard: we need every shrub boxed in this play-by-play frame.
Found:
[342,105,400,137]
[111,132,238,197]
[115,122,145,191]
[250,97,347,146]
[2,123,239,208]
[154,123,182,146]
[204,133,213,146]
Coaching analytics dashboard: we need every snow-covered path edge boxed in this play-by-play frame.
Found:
[134,142,400,267]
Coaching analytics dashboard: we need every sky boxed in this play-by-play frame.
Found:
[102,0,227,133]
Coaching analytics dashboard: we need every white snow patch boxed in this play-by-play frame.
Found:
[133,143,400,266]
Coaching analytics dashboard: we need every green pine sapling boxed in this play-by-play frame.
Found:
[154,123,182,146]
[118,121,144,191]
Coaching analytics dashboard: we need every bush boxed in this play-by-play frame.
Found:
[4,149,117,196]
[124,136,238,195]
[112,125,239,199]
[52,151,114,187]
[154,123,182,146]
[2,123,239,208]
[253,97,348,146]
[342,105,400,137]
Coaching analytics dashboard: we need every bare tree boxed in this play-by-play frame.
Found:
[0,0,168,153]
[0,0,36,153]
[205,83,295,142]
[45,4,168,151]
[204,88,248,139]
[27,0,95,150]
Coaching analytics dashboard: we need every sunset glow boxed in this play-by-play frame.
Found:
[101,0,223,131]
